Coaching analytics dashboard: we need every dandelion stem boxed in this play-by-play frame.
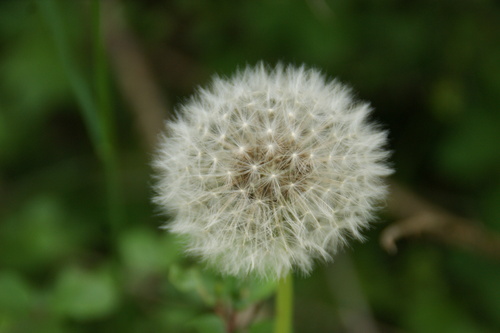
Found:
[275,274,293,333]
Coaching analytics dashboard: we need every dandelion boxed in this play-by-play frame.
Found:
[154,63,392,279]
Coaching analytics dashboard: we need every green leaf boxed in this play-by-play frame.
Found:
[52,265,119,320]
[236,278,277,310]
[249,319,274,333]
[0,272,33,316]
[188,314,225,333]
[119,228,182,275]
[158,307,198,332]
[169,265,217,306]
[0,8,70,114]
[0,196,80,270]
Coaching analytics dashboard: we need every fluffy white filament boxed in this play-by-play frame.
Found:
[154,63,392,279]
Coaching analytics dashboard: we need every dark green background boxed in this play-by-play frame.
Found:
[1,0,499,332]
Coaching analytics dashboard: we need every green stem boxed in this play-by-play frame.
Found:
[91,0,122,239]
[274,274,293,333]
[38,0,123,240]
[37,0,100,147]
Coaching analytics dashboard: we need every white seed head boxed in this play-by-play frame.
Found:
[154,63,392,279]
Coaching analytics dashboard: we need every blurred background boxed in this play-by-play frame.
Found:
[1,0,499,332]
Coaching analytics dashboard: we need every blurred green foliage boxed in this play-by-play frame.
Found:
[0,0,499,332]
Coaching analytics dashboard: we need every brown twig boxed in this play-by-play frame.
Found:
[215,300,265,333]
[215,301,236,333]
[381,180,500,260]
[102,0,168,151]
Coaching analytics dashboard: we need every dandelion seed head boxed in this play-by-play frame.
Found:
[154,63,392,279]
